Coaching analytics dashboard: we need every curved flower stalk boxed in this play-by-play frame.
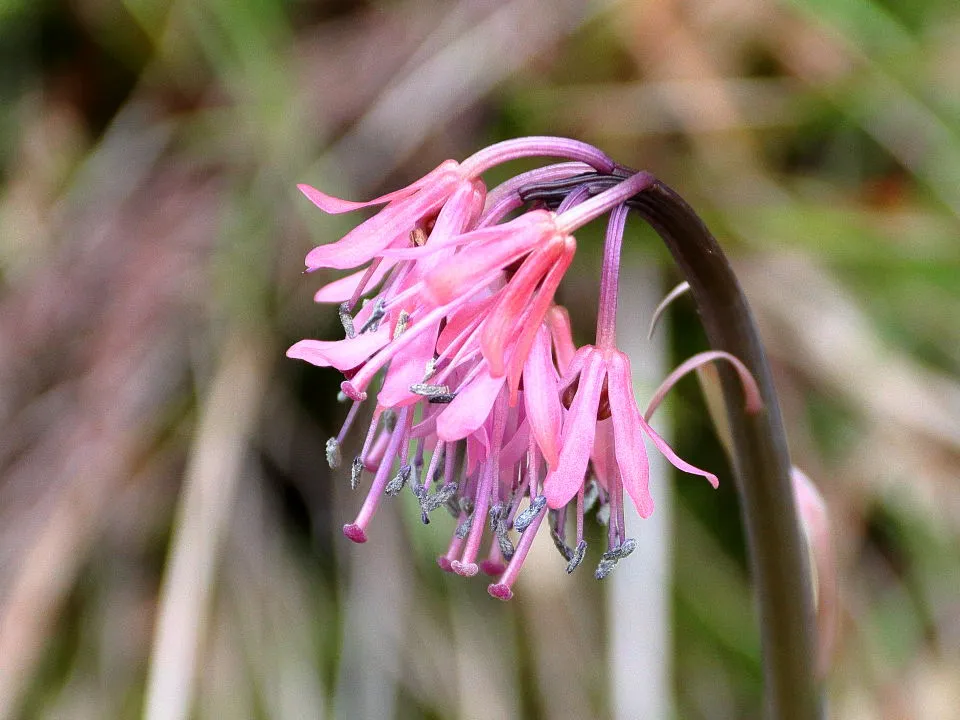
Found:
[288,136,821,719]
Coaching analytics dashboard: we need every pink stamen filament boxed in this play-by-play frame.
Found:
[347,258,383,310]
[527,439,541,496]
[506,468,531,525]
[358,408,383,462]
[347,406,411,540]
[488,504,547,600]
[607,467,620,549]
[343,292,482,399]
[364,428,390,471]
[423,442,446,493]
[481,541,506,576]
[438,522,467,572]
[443,443,457,486]
[576,484,585,546]
[454,390,509,575]
[336,400,363,444]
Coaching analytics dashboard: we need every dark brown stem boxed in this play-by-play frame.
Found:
[521,171,823,717]
[631,182,822,720]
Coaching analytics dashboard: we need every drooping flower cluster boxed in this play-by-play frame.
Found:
[288,137,761,600]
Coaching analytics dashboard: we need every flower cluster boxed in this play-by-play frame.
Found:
[288,137,761,600]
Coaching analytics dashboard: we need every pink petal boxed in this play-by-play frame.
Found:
[546,305,577,373]
[498,418,530,469]
[504,240,574,401]
[312,260,396,303]
[436,294,495,355]
[543,350,604,509]
[377,321,440,407]
[466,429,487,473]
[522,325,562,469]
[556,343,592,396]
[605,351,654,518]
[590,419,614,491]
[304,173,463,271]
[645,350,763,421]
[436,366,507,442]
[296,160,459,213]
[481,241,562,376]
[378,179,485,263]
[422,211,554,306]
[638,414,719,489]
[409,413,437,438]
[286,326,390,371]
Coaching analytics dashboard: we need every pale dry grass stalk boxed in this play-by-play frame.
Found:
[143,334,268,720]
[608,254,671,719]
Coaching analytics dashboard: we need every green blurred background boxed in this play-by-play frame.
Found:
[1,0,959,718]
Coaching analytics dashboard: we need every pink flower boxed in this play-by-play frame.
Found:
[286,137,760,599]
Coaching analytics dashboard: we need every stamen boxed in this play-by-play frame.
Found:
[335,400,363,444]
[453,390,509,575]
[420,482,458,523]
[393,310,409,339]
[595,538,637,579]
[422,443,445,494]
[410,383,451,398]
[576,483,586,547]
[438,526,466,572]
[338,302,356,339]
[487,500,547,601]
[384,464,411,496]
[496,534,515,561]
[357,297,387,333]
[326,438,342,469]
[505,467,531,527]
[443,443,459,493]
[549,508,574,562]
[348,456,364,490]
[455,512,473,539]
[343,406,411,543]
[346,257,383,309]
[408,462,425,501]
[566,540,588,574]
[488,504,515,560]
[410,227,428,246]
[513,496,547,533]
[481,542,507,576]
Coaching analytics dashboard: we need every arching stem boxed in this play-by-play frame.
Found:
[631,181,822,720]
